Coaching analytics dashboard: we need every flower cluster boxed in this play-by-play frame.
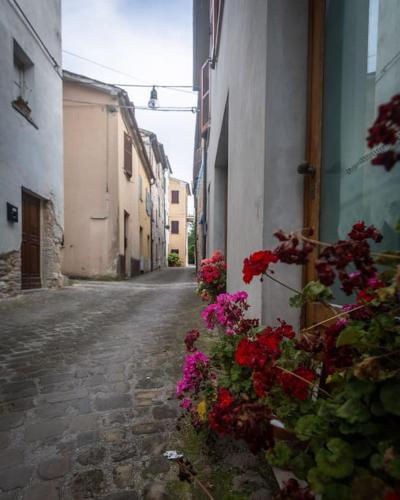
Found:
[208,388,273,453]
[197,251,226,302]
[176,98,400,498]
[242,250,278,283]
[201,291,250,335]
[184,329,200,352]
[315,221,382,295]
[368,94,400,171]
[273,229,314,265]
[176,351,209,400]
[234,321,315,399]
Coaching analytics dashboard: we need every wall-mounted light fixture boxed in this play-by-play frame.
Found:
[148,86,159,109]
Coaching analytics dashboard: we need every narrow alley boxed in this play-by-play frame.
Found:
[0,268,202,500]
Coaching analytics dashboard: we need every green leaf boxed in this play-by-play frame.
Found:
[322,483,351,500]
[290,452,314,480]
[370,453,383,471]
[370,399,387,417]
[265,441,293,468]
[295,414,328,441]
[351,475,387,500]
[352,439,372,460]
[337,326,365,347]
[387,456,400,479]
[380,381,400,416]
[315,438,354,479]
[308,467,328,494]
[336,399,370,424]
[358,421,383,436]
[289,281,333,308]
[346,379,375,398]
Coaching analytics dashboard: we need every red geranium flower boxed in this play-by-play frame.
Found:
[235,338,266,369]
[218,388,235,408]
[385,492,400,500]
[277,366,315,401]
[242,250,278,284]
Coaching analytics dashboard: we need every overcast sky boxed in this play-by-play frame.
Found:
[62,0,196,193]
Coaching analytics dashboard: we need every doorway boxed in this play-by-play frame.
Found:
[214,100,229,255]
[21,191,41,290]
[123,211,129,277]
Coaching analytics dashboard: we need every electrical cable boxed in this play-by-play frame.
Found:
[63,98,198,113]
[62,50,196,94]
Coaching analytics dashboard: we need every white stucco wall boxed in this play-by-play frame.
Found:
[205,0,308,325]
[0,0,63,253]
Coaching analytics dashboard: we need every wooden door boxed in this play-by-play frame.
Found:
[123,211,129,277]
[21,191,41,289]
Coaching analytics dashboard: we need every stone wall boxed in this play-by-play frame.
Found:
[0,250,21,298]
[42,199,64,289]
[0,200,63,299]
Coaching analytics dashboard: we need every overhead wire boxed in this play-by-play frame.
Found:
[62,50,196,94]
[63,98,198,113]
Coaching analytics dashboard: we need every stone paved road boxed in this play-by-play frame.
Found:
[0,267,202,500]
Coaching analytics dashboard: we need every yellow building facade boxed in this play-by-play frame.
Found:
[168,177,191,266]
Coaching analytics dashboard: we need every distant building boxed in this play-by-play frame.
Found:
[62,71,154,279]
[140,130,171,270]
[168,178,191,266]
[0,0,63,297]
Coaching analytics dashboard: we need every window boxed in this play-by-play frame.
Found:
[139,176,143,201]
[171,249,179,254]
[124,132,132,177]
[12,40,34,120]
[171,190,179,204]
[171,221,179,234]
[210,0,223,66]
[146,189,152,216]
[200,59,211,135]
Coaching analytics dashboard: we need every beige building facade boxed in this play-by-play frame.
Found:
[62,71,154,279]
[141,130,171,270]
[168,177,191,266]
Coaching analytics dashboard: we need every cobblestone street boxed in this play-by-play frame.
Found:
[0,268,202,500]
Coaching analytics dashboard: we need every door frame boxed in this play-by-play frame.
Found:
[303,0,326,326]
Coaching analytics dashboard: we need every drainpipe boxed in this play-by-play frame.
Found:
[150,180,154,272]
[202,142,207,260]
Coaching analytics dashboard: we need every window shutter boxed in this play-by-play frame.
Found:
[124,132,132,177]
[171,190,179,204]
[146,190,152,216]
[200,60,211,135]
[139,176,143,200]
[171,221,179,234]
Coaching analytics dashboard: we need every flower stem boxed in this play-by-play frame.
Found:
[300,305,366,334]
[177,460,215,500]
[264,272,301,294]
[298,232,400,261]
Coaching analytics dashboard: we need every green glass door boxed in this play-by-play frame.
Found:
[319,0,400,302]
